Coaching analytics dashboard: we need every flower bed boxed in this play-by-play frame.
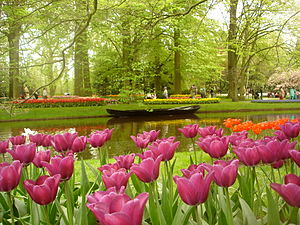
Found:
[0,118,299,225]
[12,97,117,108]
[144,97,220,104]
[170,94,202,99]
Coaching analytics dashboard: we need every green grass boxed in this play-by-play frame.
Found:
[1,100,300,121]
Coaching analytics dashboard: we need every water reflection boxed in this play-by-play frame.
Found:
[0,113,300,159]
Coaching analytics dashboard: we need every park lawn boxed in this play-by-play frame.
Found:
[1,100,300,121]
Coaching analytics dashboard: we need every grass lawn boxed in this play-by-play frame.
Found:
[1,99,300,121]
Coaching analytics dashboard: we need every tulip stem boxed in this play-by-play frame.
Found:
[42,205,51,225]
[195,205,202,225]
[224,188,234,225]
[191,138,198,164]
[7,191,15,225]
[64,181,74,225]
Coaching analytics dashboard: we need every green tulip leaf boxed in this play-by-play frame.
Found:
[239,197,260,225]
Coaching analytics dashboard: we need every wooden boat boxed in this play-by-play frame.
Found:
[106,105,200,117]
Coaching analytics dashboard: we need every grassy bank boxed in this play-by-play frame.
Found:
[1,100,300,121]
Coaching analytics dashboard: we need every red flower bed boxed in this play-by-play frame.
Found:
[12,98,117,108]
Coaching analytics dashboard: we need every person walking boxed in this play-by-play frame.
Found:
[42,88,48,99]
[24,85,30,99]
[163,87,168,99]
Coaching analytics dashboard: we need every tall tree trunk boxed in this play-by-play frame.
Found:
[74,30,90,96]
[227,0,238,101]
[8,21,21,99]
[121,20,131,89]
[82,32,91,96]
[74,0,91,96]
[174,27,181,94]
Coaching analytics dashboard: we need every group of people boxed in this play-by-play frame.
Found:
[22,85,48,99]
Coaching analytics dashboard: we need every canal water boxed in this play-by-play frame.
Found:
[1,113,299,159]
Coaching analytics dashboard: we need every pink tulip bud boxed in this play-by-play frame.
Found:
[88,132,108,148]
[0,140,9,154]
[270,174,300,207]
[130,135,151,149]
[196,135,229,159]
[32,150,51,168]
[173,171,214,205]
[51,132,77,152]
[198,126,224,138]
[290,150,300,167]
[0,160,22,192]
[42,155,74,181]
[148,140,180,161]
[7,143,36,165]
[279,122,300,139]
[71,136,87,153]
[23,174,61,205]
[207,160,239,187]
[86,188,148,225]
[142,130,160,142]
[102,168,132,191]
[233,146,261,166]
[41,135,53,147]
[9,135,26,145]
[29,133,45,146]
[131,155,163,183]
[178,124,199,138]
[114,153,135,170]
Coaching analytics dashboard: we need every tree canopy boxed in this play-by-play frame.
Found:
[0,0,299,100]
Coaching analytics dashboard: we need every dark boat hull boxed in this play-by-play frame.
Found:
[106,105,200,117]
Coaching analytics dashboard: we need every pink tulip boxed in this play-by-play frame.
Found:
[29,134,45,146]
[102,128,115,141]
[130,134,151,149]
[142,130,160,142]
[205,160,239,187]
[0,160,22,192]
[102,168,132,191]
[274,130,289,141]
[180,163,208,178]
[228,131,248,146]
[41,154,74,181]
[257,139,295,164]
[271,160,284,169]
[131,155,163,183]
[51,132,77,152]
[23,174,61,205]
[88,132,108,148]
[136,150,159,160]
[98,163,121,173]
[196,135,229,159]
[86,187,148,225]
[198,126,223,138]
[148,140,180,161]
[270,174,300,207]
[7,143,36,165]
[32,150,51,168]
[41,134,53,147]
[178,124,199,138]
[0,140,9,154]
[233,147,261,166]
[71,136,87,153]
[114,154,135,170]
[284,174,300,186]
[173,171,214,205]
[290,150,300,167]
[9,135,26,145]
[279,122,300,139]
